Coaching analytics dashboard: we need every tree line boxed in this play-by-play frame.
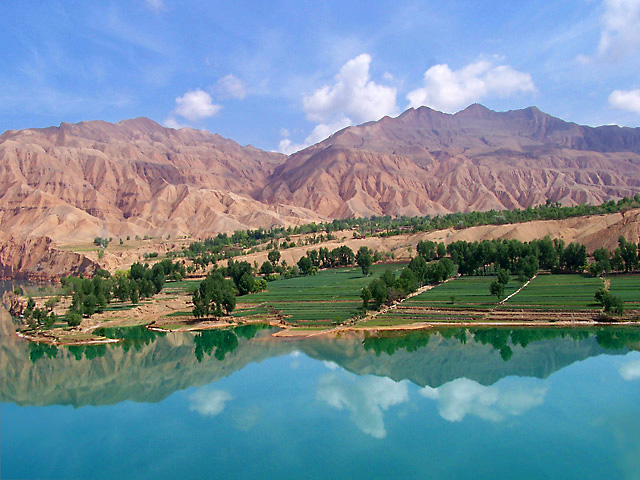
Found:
[180,197,640,274]
[60,259,185,327]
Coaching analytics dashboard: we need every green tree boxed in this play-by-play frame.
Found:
[595,288,624,314]
[193,271,236,318]
[260,261,274,275]
[268,249,281,265]
[66,311,82,327]
[236,272,255,296]
[490,280,505,300]
[496,268,510,286]
[356,246,373,276]
[368,279,389,309]
[361,287,371,309]
[297,256,313,275]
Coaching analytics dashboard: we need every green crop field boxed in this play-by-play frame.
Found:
[242,264,404,325]
[404,275,520,310]
[607,275,640,306]
[163,279,201,294]
[502,274,603,310]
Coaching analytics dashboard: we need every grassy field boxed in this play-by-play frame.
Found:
[607,275,640,307]
[502,274,604,310]
[362,274,614,326]
[242,264,404,326]
[360,275,519,326]
[406,275,520,310]
[163,279,201,294]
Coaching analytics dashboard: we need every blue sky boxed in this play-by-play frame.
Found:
[1,0,639,153]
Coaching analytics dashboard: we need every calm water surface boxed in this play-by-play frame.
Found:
[2,294,640,479]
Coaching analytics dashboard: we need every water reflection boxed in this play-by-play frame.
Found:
[619,358,640,380]
[421,377,548,422]
[189,388,232,417]
[317,373,409,438]
[3,291,640,408]
[194,324,267,361]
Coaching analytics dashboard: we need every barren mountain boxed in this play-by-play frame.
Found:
[2,105,640,279]
[261,104,640,217]
[0,117,322,245]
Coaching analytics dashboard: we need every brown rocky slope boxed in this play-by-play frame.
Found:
[0,117,323,245]
[2,105,640,279]
[261,104,640,217]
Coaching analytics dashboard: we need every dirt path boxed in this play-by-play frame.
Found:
[346,278,453,327]
[499,275,537,305]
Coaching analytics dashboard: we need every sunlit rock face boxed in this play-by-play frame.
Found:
[2,106,640,250]
[262,105,640,217]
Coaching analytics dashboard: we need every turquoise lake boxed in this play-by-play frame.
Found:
[2,298,640,479]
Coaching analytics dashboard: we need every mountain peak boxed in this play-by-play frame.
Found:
[457,103,492,116]
[118,117,164,131]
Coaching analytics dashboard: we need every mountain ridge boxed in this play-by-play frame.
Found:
[1,105,640,249]
[260,104,640,217]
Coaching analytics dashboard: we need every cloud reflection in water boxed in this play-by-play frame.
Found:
[421,378,547,422]
[317,374,409,439]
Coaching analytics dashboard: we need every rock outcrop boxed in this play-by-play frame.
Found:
[0,235,96,281]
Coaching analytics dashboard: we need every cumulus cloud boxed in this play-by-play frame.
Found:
[277,53,397,154]
[619,358,640,380]
[189,388,232,417]
[406,61,535,113]
[317,374,408,439]
[609,88,640,113]
[596,0,640,61]
[303,53,398,124]
[164,88,222,127]
[174,89,222,121]
[421,377,547,423]
[216,74,247,100]
[278,115,351,155]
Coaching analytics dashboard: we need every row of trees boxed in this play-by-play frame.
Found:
[61,259,186,327]
[294,245,386,276]
[179,197,640,277]
[590,236,639,276]
[441,237,583,276]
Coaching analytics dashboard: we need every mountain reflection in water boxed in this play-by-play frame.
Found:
[2,299,639,407]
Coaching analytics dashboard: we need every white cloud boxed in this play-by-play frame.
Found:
[163,116,188,129]
[620,358,640,380]
[189,388,232,417]
[421,377,547,423]
[303,53,398,124]
[174,89,222,121]
[317,374,409,439]
[278,115,351,155]
[596,0,640,61]
[277,53,397,154]
[609,88,640,113]
[216,74,247,100]
[145,0,166,12]
[323,361,340,370]
[406,60,535,113]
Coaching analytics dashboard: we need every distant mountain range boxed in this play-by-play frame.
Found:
[1,105,640,245]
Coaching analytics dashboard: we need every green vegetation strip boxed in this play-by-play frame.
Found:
[607,275,640,305]
[243,264,404,324]
[405,276,520,310]
[503,274,603,310]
